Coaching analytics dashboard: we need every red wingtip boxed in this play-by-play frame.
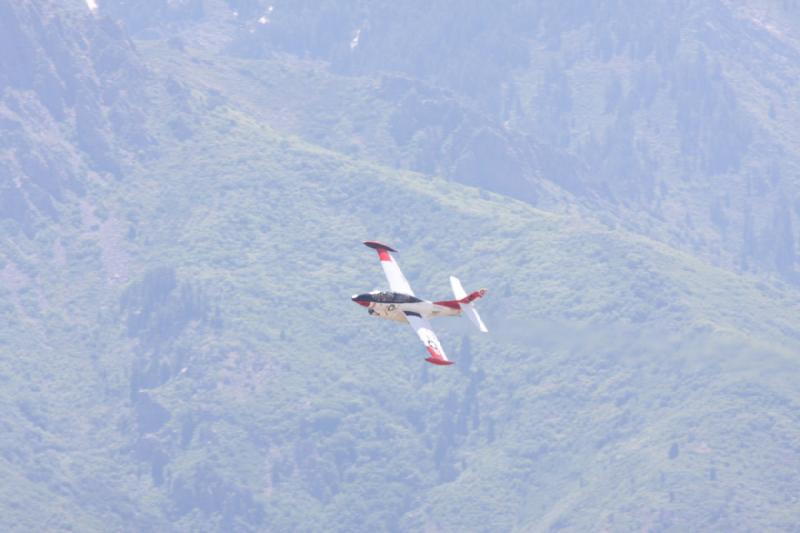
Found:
[425,357,454,366]
[425,346,453,365]
[363,241,398,253]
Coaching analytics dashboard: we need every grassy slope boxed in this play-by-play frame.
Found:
[2,37,800,532]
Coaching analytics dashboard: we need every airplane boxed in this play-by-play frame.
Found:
[351,241,488,365]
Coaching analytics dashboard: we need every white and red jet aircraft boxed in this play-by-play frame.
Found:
[351,241,488,365]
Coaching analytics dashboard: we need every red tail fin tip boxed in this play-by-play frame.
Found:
[459,288,487,304]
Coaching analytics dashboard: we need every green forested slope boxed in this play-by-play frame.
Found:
[3,1,800,532]
[3,44,800,531]
[107,0,800,283]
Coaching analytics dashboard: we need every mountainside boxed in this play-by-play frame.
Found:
[104,0,800,282]
[2,1,800,532]
[0,0,151,236]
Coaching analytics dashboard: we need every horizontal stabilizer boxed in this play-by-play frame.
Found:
[450,276,489,333]
[464,303,488,333]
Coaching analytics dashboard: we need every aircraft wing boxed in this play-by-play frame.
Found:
[363,241,414,295]
[404,312,453,365]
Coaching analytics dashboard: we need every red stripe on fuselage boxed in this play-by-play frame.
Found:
[433,300,461,310]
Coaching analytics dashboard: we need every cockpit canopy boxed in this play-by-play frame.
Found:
[361,291,421,304]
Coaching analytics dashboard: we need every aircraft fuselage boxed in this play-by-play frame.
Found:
[351,291,461,322]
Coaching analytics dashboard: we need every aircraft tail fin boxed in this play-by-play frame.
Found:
[449,276,488,333]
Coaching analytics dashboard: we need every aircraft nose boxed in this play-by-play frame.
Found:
[351,294,370,307]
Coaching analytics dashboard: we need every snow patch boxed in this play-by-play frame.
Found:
[258,6,274,24]
[749,15,783,38]
[350,28,361,50]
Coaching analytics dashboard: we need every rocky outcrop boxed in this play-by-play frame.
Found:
[0,0,151,235]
